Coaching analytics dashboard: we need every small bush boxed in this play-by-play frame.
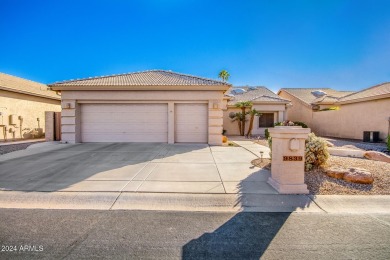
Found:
[264,128,270,139]
[274,120,308,128]
[305,133,329,171]
[267,137,272,158]
[293,121,308,128]
[387,135,390,151]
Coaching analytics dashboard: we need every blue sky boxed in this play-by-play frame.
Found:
[1,0,389,92]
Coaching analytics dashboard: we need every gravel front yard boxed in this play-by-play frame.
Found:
[253,137,390,195]
[306,156,390,195]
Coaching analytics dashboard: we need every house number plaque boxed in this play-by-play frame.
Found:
[283,156,303,161]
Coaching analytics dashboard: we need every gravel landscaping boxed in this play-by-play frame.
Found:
[0,141,43,155]
[252,137,390,195]
[306,156,390,195]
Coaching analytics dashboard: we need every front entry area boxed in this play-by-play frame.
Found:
[80,103,168,142]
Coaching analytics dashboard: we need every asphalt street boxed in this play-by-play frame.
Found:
[0,209,389,259]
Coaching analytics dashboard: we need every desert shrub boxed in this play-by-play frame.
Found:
[387,135,390,151]
[305,133,329,171]
[267,137,272,158]
[264,128,270,139]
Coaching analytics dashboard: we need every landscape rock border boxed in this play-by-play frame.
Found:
[325,167,374,184]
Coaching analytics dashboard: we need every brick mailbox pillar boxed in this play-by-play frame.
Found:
[267,126,311,194]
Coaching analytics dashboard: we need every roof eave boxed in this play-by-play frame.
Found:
[49,84,230,91]
[0,86,61,101]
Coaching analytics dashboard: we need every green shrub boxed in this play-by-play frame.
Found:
[305,133,329,171]
[387,135,390,151]
[264,128,270,139]
[267,137,272,158]
[293,121,308,128]
[274,120,308,128]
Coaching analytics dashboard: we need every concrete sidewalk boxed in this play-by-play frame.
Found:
[0,191,389,214]
[228,136,271,158]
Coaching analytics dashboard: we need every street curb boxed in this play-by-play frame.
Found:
[1,191,389,213]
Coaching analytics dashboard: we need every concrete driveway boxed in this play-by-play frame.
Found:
[0,143,276,194]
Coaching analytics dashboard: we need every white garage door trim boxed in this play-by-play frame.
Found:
[81,103,168,142]
[175,103,208,143]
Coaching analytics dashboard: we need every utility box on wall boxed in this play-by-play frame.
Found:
[9,114,17,125]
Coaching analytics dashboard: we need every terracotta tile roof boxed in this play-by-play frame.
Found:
[337,82,390,103]
[279,88,354,106]
[49,70,231,87]
[0,72,60,100]
[227,86,290,105]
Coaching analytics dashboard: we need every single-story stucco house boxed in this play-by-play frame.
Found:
[278,83,390,141]
[0,72,61,141]
[49,70,231,145]
[223,86,290,136]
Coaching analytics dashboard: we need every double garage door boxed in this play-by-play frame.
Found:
[80,103,208,143]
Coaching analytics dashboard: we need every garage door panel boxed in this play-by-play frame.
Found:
[82,114,168,124]
[83,123,168,133]
[81,133,169,143]
[175,104,208,143]
[81,104,168,142]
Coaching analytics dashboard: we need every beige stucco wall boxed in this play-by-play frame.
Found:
[60,90,225,145]
[279,91,390,141]
[279,91,314,126]
[223,104,286,136]
[312,98,390,140]
[0,90,61,141]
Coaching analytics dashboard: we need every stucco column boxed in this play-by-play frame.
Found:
[168,102,174,144]
[268,126,310,194]
[45,111,55,141]
[278,111,284,122]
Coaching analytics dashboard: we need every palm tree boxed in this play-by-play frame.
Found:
[234,101,252,136]
[218,70,230,82]
[229,112,244,135]
[246,109,262,137]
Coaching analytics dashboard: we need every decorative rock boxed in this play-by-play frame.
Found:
[325,167,348,179]
[343,168,374,184]
[325,167,374,184]
[364,151,390,163]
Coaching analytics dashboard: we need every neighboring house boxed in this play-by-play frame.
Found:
[223,86,290,136]
[333,82,390,140]
[278,88,354,127]
[278,84,390,141]
[0,72,61,141]
[49,70,230,145]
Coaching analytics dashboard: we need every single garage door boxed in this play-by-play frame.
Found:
[81,103,168,142]
[175,103,208,143]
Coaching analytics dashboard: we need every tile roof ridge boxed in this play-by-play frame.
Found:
[251,95,289,101]
[162,70,231,85]
[50,69,231,86]
[339,82,390,100]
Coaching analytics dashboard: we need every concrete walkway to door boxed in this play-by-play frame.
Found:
[0,142,276,195]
